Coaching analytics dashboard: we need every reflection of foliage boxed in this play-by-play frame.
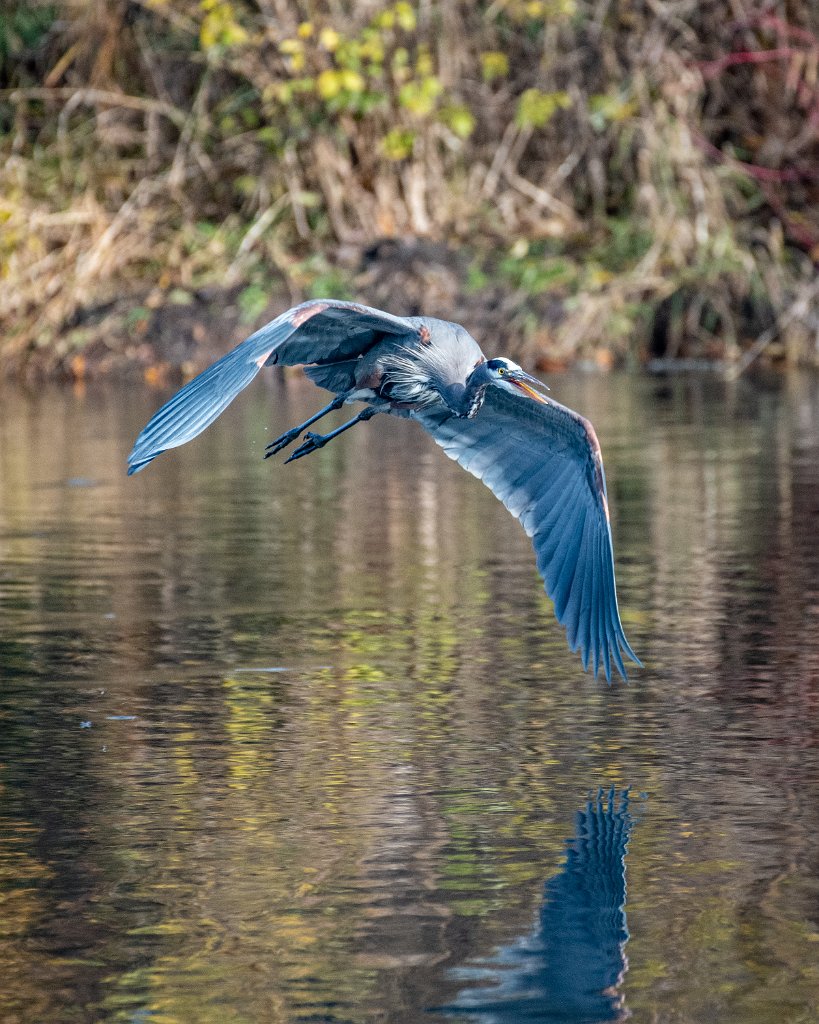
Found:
[2,380,819,1018]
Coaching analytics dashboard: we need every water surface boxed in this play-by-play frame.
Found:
[1,370,818,1023]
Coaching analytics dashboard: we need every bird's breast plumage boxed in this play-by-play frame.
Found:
[465,389,486,419]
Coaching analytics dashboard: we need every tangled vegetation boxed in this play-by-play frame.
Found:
[1,0,817,379]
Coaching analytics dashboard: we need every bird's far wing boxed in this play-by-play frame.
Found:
[127,299,418,475]
[414,389,641,680]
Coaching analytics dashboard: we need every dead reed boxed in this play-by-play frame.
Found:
[1,0,817,377]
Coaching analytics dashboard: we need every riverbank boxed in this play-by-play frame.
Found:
[6,234,818,387]
[2,1,817,380]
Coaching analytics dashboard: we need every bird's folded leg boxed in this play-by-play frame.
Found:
[285,407,378,463]
[264,394,346,458]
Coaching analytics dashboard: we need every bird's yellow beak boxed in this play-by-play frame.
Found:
[510,371,550,404]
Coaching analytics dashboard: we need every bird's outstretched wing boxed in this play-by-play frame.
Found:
[415,389,640,680]
[127,299,418,475]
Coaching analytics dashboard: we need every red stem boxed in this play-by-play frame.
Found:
[693,132,819,183]
[759,183,819,253]
[697,48,804,80]
[737,16,819,48]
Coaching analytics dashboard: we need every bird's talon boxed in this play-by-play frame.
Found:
[265,429,301,456]
[284,432,327,463]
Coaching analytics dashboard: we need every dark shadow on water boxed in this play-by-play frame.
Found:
[439,788,635,1023]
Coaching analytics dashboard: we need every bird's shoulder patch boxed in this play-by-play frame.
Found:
[577,414,609,520]
[357,365,384,389]
[290,301,331,327]
[419,324,431,345]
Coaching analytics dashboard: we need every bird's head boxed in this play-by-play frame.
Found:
[483,358,550,404]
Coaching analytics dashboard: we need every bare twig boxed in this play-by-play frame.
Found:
[76,177,157,284]
[3,87,187,129]
[482,121,521,199]
[168,69,212,190]
[726,275,819,379]
[226,196,290,284]
[501,166,577,223]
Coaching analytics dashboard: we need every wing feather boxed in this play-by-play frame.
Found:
[556,504,588,636]
[521,459,579,538]
[591,542,602,678]
[533,472,586,578]
[415,387,641,681]
[574,519,593,666]
[575,513,597,658]
[128,300,418,475]
[601,527,629,680]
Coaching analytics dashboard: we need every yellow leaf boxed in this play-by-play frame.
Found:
[317,69,342,99]
[319,27,340,51]
[394,1,417,31]
[199,1,248,50]
[340,69,364,92]
[480,51,509,82]
[416,48,434,78]
[279,37,305,71]
[279,38,302,55]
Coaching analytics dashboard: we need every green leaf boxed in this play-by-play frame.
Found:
[398,76,442,117]
[480,51,509,82]
[515,88,570,129]
[440,104,476,139]
[382,128,416,160]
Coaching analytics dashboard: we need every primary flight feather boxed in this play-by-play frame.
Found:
[128,299,641,681]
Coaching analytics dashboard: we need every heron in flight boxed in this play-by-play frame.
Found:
[128,299,641,680]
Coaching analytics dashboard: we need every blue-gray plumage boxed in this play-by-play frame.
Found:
[440,788,634,1022]
[128,299,641,680]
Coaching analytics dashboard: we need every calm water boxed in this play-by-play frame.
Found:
[1,369,818,1023]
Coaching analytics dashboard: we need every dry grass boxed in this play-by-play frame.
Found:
[1,0,817,377]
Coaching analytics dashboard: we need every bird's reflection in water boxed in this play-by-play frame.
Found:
[443,788,635,1023]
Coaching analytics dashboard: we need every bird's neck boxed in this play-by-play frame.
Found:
[442,363,490,419]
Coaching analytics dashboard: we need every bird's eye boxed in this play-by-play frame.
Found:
[497,367,505,376]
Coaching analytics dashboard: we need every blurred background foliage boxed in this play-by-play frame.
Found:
[0,0,817,378]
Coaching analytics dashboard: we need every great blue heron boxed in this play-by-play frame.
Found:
[128,299,641,680]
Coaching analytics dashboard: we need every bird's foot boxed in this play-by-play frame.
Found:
[264,427,303,458]
[285,432,327,463]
